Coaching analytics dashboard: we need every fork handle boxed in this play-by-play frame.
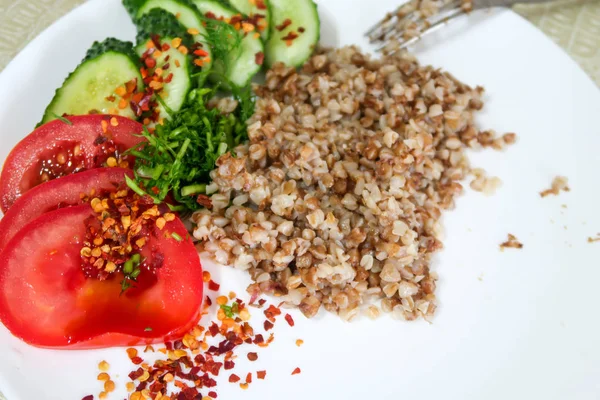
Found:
[474,0,553,10]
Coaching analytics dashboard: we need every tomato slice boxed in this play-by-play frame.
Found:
[0,205,203,348]
[0,115,144,212]
[0,167,132,251]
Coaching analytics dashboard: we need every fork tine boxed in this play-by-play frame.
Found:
[375,6,465,53]
[365,11,396,37]
[365,0,419,39]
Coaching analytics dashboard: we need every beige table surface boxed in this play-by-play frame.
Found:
[0,0,599,398]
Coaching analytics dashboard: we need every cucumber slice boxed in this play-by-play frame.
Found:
[124,0,213,81]
[228,0,271,41]
[41,38,143,124]
[191,0,264,87]
[265,0,319,68]
[135,9,194,121]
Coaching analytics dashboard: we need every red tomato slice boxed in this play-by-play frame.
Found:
[0,167,132,251]
[0,205,203,349]
[0,115,144,212]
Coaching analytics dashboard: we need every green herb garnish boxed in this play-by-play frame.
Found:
[120,253,142,294]
[171,232,183,242]
[52,113,72,125]
[203,17,242,71]
[220,304,234,318]
[144,327,153,332]
[127,84,254,211]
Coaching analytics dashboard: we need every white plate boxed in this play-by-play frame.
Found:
[1,1,600,399]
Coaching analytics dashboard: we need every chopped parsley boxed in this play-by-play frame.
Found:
[126,83,254,211]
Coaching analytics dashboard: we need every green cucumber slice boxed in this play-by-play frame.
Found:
[228,0,271,41]
[135,9,194,120]
[265,0,319,68]
[125,0,213,82]
[192,0,264,87]
[41,38,143,124]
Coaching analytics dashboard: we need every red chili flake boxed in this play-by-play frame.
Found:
[258,299,266,306]
[264,320,274,331]
[131,356,144,365]
[164,73,174,83]
[128,367,144,381]
[162,43,170,51]
[281,31,299,42]
[298,27,306,33]
[224,360,235,370]
[105,95,116,102]
[163,63,170,70]
[194,49,209,57]
[246,372,252,384]
[256,0,267,9]
[205,296,213,306]
[208,322,220,337]
[149,381,165,393]
[292,367,301,375]
[276,18,292,31]
[247,352,258,361]
[255,52,264,66]
[254,334,264,344]
[81,396,93,400]
[264,304,281,322]
[205,11,217,19]
[208,280,220,291]
[256,370,266,380]
[209,391,218,398]
[144,57,157,69]
[229,374,240,383]
[284,314,295,327]
[125,78,137,94]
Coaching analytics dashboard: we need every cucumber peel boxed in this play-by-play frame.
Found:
[41,38,143,124]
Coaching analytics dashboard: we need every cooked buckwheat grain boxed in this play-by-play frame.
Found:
[193,46,511,321]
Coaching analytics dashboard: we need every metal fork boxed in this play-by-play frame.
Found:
[366,0,550,53]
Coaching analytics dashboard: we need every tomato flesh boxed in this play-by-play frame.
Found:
[0,115,144,212]
[0,168,132,251]
[0,205,203,348]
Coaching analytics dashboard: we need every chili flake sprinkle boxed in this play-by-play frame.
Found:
[292,367,301,375]
[80,188,170,291]
[284,314,295,327]
[98,277,298,398]
[276,18,292,31]
[255,51,265,66]
[208,280,220,291]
